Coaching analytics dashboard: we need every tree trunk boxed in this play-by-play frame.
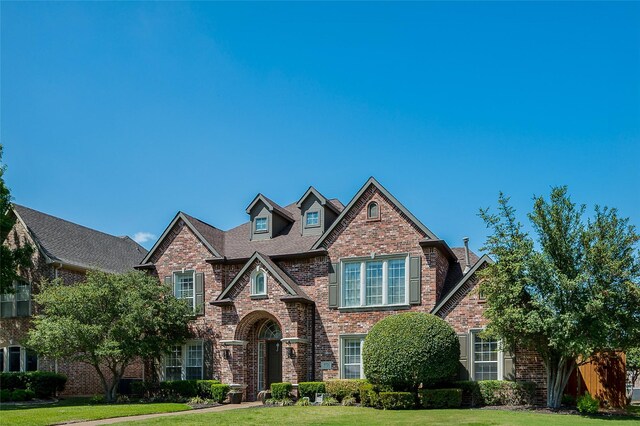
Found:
[544,354,576,408]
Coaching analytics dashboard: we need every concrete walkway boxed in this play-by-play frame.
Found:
[67,401,263,425]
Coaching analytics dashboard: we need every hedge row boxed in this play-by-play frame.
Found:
[270,382,292,399]
[0,372,67,398]
[453,380,536,407]
[298,382,326,400]
[418,388,462,409]
[132,379,222,398]
[0,388,36,402]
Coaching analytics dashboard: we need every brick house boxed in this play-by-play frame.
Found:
[1,204,147,395]
[137,177,546,401]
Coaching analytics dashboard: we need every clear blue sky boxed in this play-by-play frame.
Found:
[2,2,639,253]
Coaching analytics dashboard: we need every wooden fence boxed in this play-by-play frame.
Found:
[565,352,627,408]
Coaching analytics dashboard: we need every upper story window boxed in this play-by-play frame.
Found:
[342,257,407,307]
[255,217,268,232]
[173,271,195,310]
[367,202,379,220]
[252,270,266,295]
[305,211,320,227]
[0,281,31,318]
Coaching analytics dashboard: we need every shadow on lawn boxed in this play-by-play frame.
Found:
[0,397,127,411]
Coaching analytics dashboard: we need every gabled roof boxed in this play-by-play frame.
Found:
[245,194,294,222]
[13,204,147,274]
[431,254,493,315]
[214,252,313,303]
[312,177,439,250]
[140,212,224,264]
[296,186,341,214]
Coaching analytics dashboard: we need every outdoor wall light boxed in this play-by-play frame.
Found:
[287,346,295,358]
[223,349,231,360]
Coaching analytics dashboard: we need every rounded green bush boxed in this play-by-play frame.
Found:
[362,312,459,391]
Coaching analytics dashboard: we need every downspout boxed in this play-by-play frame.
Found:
[311,305,316,382]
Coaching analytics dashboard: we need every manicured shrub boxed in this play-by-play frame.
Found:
[359,381,393,408]
[418,388,462,409]
[378,392,416,410]
[577,393,599,414]
[160,380,199,397]
[0,372,27,391]
[25,372,67,398]
[325,379,367,401]
[11,389,29,402]
[196,380,220,398]
[210,384,230,403]
[453,381,482,407]
[270,382,293,400]
[477,380,536,406]
[298,381,326,401]
[0,389,12,402]
[363,313,459,391]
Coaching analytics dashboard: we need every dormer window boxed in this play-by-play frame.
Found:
[252,270,266,295]
[367,202,380,220]
[305,211,320,227]
[255,217,268,233]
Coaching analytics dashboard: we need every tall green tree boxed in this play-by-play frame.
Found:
[0,144,33,293]
[27,270,192,402]
[479,187,640,408]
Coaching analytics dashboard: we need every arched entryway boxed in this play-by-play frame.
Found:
[234,311,283,399]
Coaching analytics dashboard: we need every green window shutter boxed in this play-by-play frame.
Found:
[328,262,339,308]
[503,349,515,380]
[409,256,421,305]
[195,272,204,315]
[458,333,470,380]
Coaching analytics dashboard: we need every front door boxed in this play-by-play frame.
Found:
[266,341,282,387]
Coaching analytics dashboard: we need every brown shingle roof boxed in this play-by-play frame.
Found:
[440,247,481,301]
[14,204,147,274]
[181,213,225,256]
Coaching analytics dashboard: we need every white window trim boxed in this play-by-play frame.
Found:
[254,217,268,233]
[251,268,267,296]
[1,346,38,372]
[172,270,196,311]
[339,334,366,380]
[340,255,409,308]
[469,329,503,381]
[162,340,204,381]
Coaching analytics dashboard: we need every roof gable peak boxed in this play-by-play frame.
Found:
[295,186,340,214]
[246,194,294,222]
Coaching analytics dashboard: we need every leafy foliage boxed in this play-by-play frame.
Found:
[363,312,459,391]
[627,347,640,399]
[26,270,192,402]
[270,382,292,399]
[577,393,600,414]
[0,145,33,294]
[378,391,416,410]
[210,384,230,403]
[0,371,67,398]
[418,388,462,409]
[479,187,640,407]
[324,379,367,401]
[297,382,326,400]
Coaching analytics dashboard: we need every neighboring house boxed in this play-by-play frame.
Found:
[1,204,147,394]
[137,177,547,402]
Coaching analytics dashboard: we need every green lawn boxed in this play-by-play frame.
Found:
[123,406,640,426]
[0,397,191,426]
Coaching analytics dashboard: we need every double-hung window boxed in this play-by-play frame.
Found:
[472,332,500,381]
[341,336,366,379]
[164,341,203,381]
[173,271,195,311]
[341,257,408,307]
[1,281,31,318]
